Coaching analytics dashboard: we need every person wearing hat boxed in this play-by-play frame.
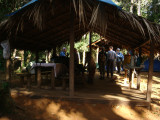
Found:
[116,48,124,74]
[60,47,67,57]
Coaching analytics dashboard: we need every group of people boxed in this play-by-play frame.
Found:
[98,46,124,80]
[59,46,124,83]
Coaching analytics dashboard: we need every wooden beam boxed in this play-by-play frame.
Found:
[69,8,75,97]
[134,40,150,49]
[146,41,154,102]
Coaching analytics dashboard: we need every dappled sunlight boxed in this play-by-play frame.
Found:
[10,95,160,120]
[113,106,144,120]
[101,94,130,101]
[0,117,10,120]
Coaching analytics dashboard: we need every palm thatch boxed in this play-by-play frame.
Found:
[0,0,160,51]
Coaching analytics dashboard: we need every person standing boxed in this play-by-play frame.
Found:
[116,48,124,74]
[59,47,67,57]
[107,46,116,78]
[98,47,106,79]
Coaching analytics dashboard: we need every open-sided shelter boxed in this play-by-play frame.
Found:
[0,0,160,102]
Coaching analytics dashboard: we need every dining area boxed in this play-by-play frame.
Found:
[17,54,70,91]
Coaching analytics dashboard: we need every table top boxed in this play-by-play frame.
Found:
[31,63,68,78]
[124,65,144,70]
[32,63,56,68]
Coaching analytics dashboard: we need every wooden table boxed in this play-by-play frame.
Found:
[32,63,68,89]
[124,65,144,89]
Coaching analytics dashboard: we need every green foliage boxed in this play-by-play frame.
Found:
[113,0,160,24]
[75,32,100,52]
[147,0,160,23]
[0,0,29,21]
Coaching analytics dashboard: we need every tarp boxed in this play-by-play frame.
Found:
[142,59,160,72]
[7,0,121,16]
[98,0,121,9]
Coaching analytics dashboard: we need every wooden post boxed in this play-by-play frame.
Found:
[129,69,133,89]
[51,67,55,89]
[35,51,39,82]
[69,7,75,96]
[5,59,10,82]
[37,67,41,88]
[124,69,128,85]
[82,50,85,65]
[146,41,154,102]
[96,47,99,63]
[27,74,31,88]
[137,69,141,90]
[53,47,56,57]
[89,32,92,53]
[139,47,142,65]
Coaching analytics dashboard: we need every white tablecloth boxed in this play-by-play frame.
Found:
[31,63,68,78]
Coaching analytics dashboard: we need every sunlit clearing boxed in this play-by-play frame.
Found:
[46,102,87,120]
[0,117,10,120]
[102,95,130,101]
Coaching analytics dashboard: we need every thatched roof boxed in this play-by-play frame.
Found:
[0,0,160,51]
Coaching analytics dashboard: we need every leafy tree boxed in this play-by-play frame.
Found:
[0,0,29,21]
[147,0,160,23]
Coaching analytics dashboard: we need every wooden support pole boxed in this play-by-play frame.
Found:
[27,74,31,88]
[51,67,55,89]
[137,69,141,90]
[69,7,75,97]
[129,69,133,89]
[89,32,92,53]
[35,51,39,82]
[37,67,41,88]
[146,41,154,102]
[96,47,99,63]
[89,32,92,64]
[124,69,128,85]
[5,59,10,82]
[139,47,142,65]
[53,47,56,57]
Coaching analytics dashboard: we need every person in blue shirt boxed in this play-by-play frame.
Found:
[107,46,116,78]
[60,47,67,57]
[116,48,124,74]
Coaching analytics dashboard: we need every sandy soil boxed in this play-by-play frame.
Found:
[1,96,160,120]
[0,72,160,120]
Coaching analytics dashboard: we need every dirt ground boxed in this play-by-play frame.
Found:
[0,96,160,120]
[0,72,160,120]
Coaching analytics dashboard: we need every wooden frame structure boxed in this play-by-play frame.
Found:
[0,0,160,102]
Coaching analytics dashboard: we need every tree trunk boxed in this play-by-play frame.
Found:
[20,50,24,70]
[146,41,154,102]
[130,0,134,13]
[137,0,141,16]
[45,50,49,63]
[69,7,75,96]
[83,50,85,65]
[12,49,17,58]
[77,51,81,64]
[96,47,99,63]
